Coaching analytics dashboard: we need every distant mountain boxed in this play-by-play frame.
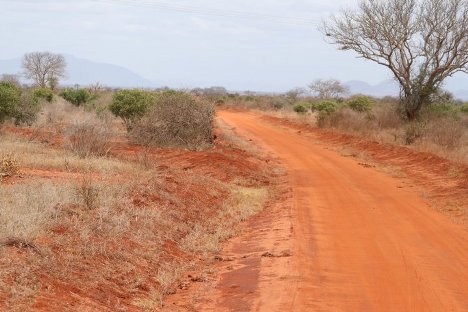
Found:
[0,55,155,88]
[345,79,468,101]
[345,80,399,97]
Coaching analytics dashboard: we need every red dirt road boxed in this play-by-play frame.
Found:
[213,111,468,312]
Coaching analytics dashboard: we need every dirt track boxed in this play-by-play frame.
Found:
[205,110,468,311]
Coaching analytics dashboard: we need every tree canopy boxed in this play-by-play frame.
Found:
[322,0,468,119]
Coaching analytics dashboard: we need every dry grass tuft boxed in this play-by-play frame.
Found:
[66,121,113,158]
[0,153,20,177]
[75,173,100,210]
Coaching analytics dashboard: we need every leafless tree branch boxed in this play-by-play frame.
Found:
[22,52,66,89]
[321,0,468,119]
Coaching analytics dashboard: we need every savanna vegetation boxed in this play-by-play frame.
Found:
[214,84,468,163]
[0,57,278,310]
[0,0,467,306]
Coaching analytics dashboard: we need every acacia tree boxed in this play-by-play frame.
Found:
[22,52,66,88]
[322,0,468,120]
[308,79,349,100]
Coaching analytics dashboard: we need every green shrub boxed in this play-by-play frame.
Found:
[424,103,459,119]
[0,81,21,124]
[311,101,338,114]
[60,88,92,106]
[293,103,308,114]
[109,89,154,131]
[33,88,54,102]
[347,96,374,112]
[460,103,468,114]
[130,92,214,149]
[13,91,41,126]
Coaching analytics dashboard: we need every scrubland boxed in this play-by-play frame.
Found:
[0,89,280,311]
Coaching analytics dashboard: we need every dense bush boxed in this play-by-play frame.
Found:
[33,88,54,102]
[109,89,153,131]
[60,88,92,106]
[461,103,468,114]
[293,103,308,114]
[13,91,41,126]
[131,91,215,149]
[311,101,338,114]
[310,101,339,127]
[347,96,374,112]
[0,81,21,123]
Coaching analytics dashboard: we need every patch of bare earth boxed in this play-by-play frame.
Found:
[260,113,468,227]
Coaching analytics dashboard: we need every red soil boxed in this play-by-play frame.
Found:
[0,123,275,311]
[164,110,467,311]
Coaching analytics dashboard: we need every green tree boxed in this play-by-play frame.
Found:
[109,89,153,131]
[347,96,374,112]
[60,88,91,106]
[0,81,21,123]
[14,91,41,126]
[33,88,55,103]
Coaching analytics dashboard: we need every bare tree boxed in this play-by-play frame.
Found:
[88,82,105,95]
[308,79,349,99]
[22,52,66,88]
[285,87,306,103]
[0,74,21,87]
[322,0,468,120]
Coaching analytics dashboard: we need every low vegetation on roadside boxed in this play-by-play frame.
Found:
[0,75,277,310]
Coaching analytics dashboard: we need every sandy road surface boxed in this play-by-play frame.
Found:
[210,110,468,312]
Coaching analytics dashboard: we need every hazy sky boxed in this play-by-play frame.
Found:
[0,0,467,91]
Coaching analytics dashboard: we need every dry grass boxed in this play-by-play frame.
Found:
[179,185,268,255]
[0,91,277,310]
[0,180,74,241]
[66,120,114,158]
[0,150,273,310]
[0,134,137,176]
[75,173,101,210]
[131,92,215,150]
[302,103,468,163]
[0,153,19,177]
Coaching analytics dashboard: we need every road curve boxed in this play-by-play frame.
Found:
[217,110,468,312]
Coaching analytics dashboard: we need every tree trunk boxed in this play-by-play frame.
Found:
[403,93,430,121]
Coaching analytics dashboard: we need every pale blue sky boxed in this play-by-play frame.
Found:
[0,0,467,92]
